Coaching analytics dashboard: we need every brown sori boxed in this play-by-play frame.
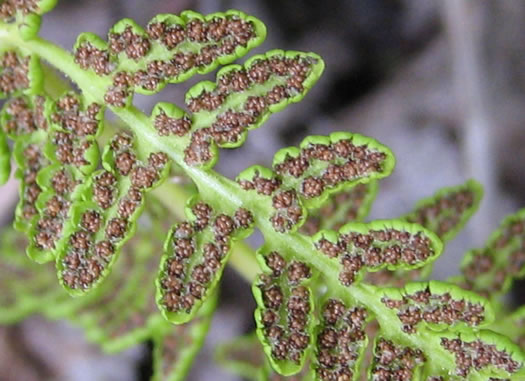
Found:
[370,338,426,381]
[274,140,386,202]
[270,190,303,233]
[332,228,433,287]
[154,110,192,137]
[238,171,281,196]
[52,95,102,137]
[441,337,521,377]
[187,55,314,114]
[406,189,475,238]
[5,96,48,135]
[0,51,30,94]
[160,206,247,314]
[182,55,318,165]
[61,132,169,290]
[381,288,485,333]
[258,253,312,364]
[315,299,368,381]
[183,130,213,166]
[74,42,113,76]
[76,15,259,106]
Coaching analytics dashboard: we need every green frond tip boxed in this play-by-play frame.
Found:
[403,179,483,243]
[252,246,316,376]
[73,10,267,107]
[273,132,394,210]
[151,292,217,381]
[379,280,494,334]
[156,196,254,324]
[313,219,443,287]
[439,330,524,379]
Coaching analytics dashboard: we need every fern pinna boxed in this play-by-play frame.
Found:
[0,1,524,380]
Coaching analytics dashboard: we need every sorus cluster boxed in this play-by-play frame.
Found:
[370,338,425,381]
[154,109,192,137]
[381,287,486,333]
[314,298,368,380]
[61,132,169,290]
[34,95,103,255]
[73,14,259,108]
[274,139,387,201]
[159,201,253,314]
[0,50,30,95]
[315,228,434,287]
[0,0,39,20]
[441,337,521,377]
[183,54,318,166]
[238,170,304,233]
[258,251,312,365]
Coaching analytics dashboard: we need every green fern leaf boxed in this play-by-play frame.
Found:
[253,246,316,375]
[157,197,254,323]
[151,292,217,381]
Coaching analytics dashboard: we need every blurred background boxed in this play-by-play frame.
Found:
[1,0,525,379]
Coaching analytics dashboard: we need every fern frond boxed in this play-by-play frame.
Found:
[73,11,265,100]
[152,292,217,381]
[456,208,525,300]
[366,180,482,287]
[404,179,483,244]
[253,247,316,375]
[0,6,524,381]
[56,131,170,294]
[157,197,254,323]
